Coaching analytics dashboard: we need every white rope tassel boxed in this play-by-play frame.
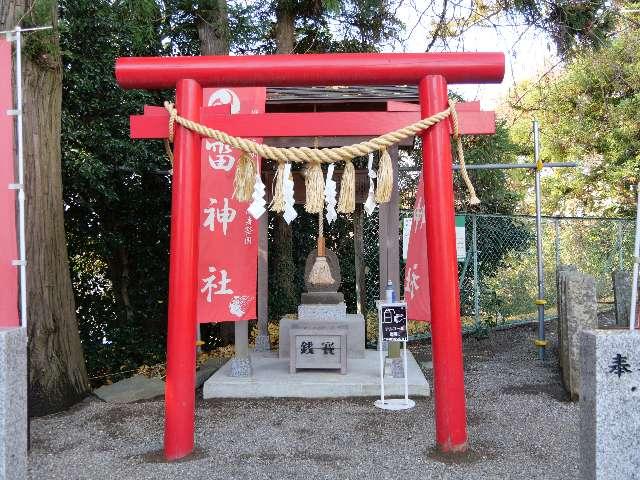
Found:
[247,173,267,220]
[363,152,377,216]
[282,163,297,224]
[324,163,337,224]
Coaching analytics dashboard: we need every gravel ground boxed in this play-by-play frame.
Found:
[29,322,579,480]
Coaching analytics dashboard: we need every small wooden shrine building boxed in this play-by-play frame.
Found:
[254,85,421,340]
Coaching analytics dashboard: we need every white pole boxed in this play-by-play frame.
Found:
[11,26,27,330]
[379,313,385,404]
[403,340,409,404]
[629,183,640,331]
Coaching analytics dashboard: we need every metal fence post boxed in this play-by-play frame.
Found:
[533,120,546,361]
[616,221,624,271]
[554,218,560,273]
[472,215,480,327]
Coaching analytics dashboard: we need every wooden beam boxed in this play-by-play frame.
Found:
[255,212,269,351]
[130,108,496,139]
[353,204,368,317]
[378,145,400,299]
[267,136,414,148]
[386,100,480,112]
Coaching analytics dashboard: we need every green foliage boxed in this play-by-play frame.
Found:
[505,0,615,56]
[399,120,524,213]
[268,213,299,321]
[60,0,172,380]
[332,0,403,52]
[508,29,640,217]
[22,0,60,67]
[59,0,575,383]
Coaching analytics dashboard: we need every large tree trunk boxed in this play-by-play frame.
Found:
[275,6,295,53]
[197,0,236,344]
[269,2,298,325]
[197,0,230,55]
[0,1,89,416]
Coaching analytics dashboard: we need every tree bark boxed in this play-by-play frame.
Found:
[118,246,134,324]
[0,0,89,416]
[275,5,295,54]
[197,0,230,55]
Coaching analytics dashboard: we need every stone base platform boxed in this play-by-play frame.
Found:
[203,350,430,399]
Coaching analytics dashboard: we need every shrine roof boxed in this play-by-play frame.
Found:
[266,85,418,104]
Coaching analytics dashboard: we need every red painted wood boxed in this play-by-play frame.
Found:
[386,100,481,112]
[164,79,202,461]
[116,52,505,90]
[0,38,18,328]
[420,75,468,452]
[386,101,420,112]
[454,101,481,111]
[144,105,168,115]
[130,114,166,138]
[131,110,495,139]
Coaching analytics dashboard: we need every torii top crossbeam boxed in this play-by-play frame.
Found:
[115,52,504,89]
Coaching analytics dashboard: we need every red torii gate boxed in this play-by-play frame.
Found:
[115,52,504,460]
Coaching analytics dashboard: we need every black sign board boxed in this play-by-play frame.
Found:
[379,303,408,342]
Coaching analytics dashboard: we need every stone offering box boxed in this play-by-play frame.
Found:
[290,324,347,374]
[279,303,365,359]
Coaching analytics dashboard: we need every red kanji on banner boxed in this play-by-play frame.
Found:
[196,87,266,323]
[404,174,431,322]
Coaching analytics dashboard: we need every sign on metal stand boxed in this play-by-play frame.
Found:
[375,302,415,410]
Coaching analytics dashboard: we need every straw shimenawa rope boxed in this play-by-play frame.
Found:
[375,147,393,203]
[269,161,286,212]
[167,100,451,163]
[165,99,480,206]
[337,160,355,213]
[448,102,480,205]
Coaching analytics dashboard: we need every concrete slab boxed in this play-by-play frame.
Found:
[203,349,430,399]
[93,375,165,403]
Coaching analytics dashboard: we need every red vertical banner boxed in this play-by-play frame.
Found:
[404,174,431,322]
[197,87,266,323]
[0,38,18,328]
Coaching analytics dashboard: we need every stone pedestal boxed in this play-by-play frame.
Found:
[580,329,640,480]
[253,334,271,352]
[557,269,597,399]
[556,265,577,369]
[298,303,346,322]
[0,327,27,480]
[612,270,632,328]
[280,247,364,367]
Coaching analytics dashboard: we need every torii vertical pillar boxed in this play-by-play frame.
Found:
[164,79,202,460]
[420,75,468,451]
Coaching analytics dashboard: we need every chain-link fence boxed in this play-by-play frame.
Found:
[362,212,636,332]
